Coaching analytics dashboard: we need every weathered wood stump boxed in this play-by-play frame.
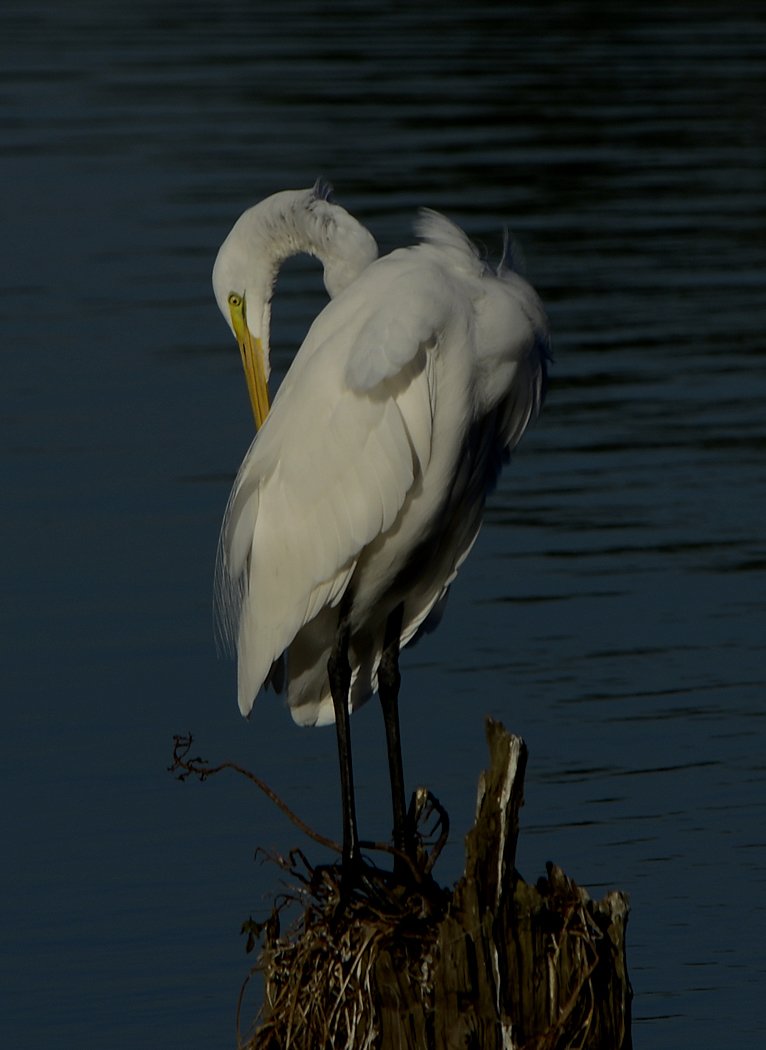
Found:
[243,720,631,1049]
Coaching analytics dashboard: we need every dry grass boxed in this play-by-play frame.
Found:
[239,852,447,1050]
[170,729,631,1050]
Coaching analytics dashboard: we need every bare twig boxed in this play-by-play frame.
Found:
[170,734,446,882]
[170,733,341,853]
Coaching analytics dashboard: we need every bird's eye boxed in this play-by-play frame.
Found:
[228,293,242,307]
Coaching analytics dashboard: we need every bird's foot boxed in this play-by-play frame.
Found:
[339,847,363,900]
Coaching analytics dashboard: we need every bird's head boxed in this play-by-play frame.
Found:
[212,185,377,432]
[212,223,273,431]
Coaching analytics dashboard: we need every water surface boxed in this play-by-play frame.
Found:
[2,2,765,1047]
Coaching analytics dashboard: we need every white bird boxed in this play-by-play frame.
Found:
[212,183,548,874]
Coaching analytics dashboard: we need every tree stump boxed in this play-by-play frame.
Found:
[243,719,631,1049]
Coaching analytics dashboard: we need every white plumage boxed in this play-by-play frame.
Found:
[213,185,548,732]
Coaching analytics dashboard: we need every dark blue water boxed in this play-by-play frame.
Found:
[2,2,765,1046]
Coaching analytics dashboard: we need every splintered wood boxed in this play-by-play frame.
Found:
[244,720,631,1050]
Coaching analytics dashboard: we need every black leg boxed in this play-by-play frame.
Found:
[378,603,410,873]
[327,616,359,876]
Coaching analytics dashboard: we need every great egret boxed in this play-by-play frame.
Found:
[212,183,548,875]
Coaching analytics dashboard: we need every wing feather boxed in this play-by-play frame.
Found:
[217,259,447,715]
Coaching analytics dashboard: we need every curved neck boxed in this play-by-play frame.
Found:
[213,186,378,376]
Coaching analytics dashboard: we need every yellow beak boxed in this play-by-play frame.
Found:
[227,292,270,430]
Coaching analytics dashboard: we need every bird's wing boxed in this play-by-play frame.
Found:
[216,258,450,715]
[473,269,549,457]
